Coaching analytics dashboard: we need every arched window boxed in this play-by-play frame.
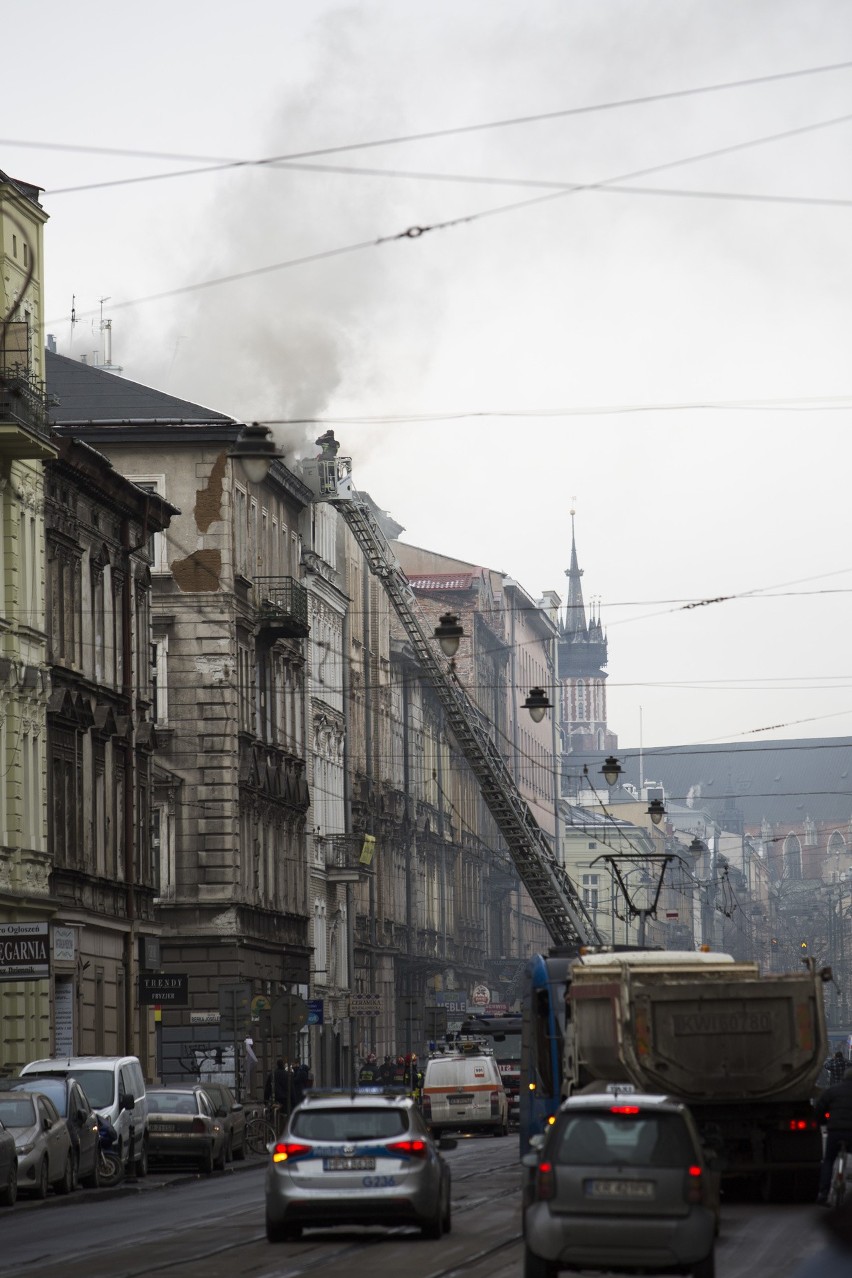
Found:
[828,830,847,856]
[783,834,802,881]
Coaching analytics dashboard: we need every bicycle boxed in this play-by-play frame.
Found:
[829,1140,848,1209]
[244,1103,282,1156]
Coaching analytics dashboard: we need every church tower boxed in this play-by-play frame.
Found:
[558,512,617,766]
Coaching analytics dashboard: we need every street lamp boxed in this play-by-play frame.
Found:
[647,799,666,826]
[523,687,550,723]
[601,756,622,787]
[434,613,464,658]
[228,422,284,483]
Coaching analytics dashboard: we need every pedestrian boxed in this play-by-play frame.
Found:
[358,1052,378,1084]
[392,1055,406,1086]
[826,1050,847,1086]
[378,1055,394,1086]
[292,1062,313,1108]
[264,1057,291,1129]
[815,1064,852,1205]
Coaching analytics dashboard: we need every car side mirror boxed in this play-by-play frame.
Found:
[76,1108,87,1124]
[119,1092,134,1111]
[521,1151,539,1169]
[230,1103,243,1113]
[43,1116,52,1132]
[529,1133,545,1151]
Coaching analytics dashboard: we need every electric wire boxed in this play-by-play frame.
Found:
[49,108,852,324]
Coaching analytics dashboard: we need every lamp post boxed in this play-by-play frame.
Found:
[228,422,284,483]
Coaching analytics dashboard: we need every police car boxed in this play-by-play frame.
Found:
[265,1087,454,1241]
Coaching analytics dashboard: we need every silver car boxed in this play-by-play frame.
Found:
[265,1089,454,1241]
[146,1087,227,1174]
[523,1094,718,1278]
[0,1092,74,1199]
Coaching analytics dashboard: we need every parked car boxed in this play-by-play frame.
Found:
[1,1075,99,1188]
[198,1081,246,1162]
[265,1088,455,1242]
[0,1118,17,1206]
[21,1055,148,1175]
[421,1039,508,1138]
[522,1092,718,1278]
[146,1087,227,1174]
[0,1092,74,1199]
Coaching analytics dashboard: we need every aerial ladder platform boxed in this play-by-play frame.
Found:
[300,433,603,949]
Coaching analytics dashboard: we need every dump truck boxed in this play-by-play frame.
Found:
[565,950,829,1199]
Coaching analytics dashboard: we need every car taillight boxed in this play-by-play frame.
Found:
[490,1090,501,1116]
[610,1105,640,1115]
[784,1118,818,1131]
[191,1118,207,1134]
[387,1139,429,1159]
[272,1141,312,1164]
[536,1161,555,1201]
[685,1165,703,1204]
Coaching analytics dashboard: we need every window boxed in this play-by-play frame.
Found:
[151,637,169,724]
[234,486,247,577]
[582,873,599,910]
[783,834,803,881]
[128,477,168,573]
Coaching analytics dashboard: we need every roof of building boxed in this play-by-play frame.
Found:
[408,571,485,591]
[570,737,852,829]
[46,350,236,425]
[0,168,43,207]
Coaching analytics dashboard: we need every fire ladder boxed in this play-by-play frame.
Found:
[312,453,603,948]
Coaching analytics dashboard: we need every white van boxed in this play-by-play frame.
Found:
[422,1046,508,1138]
[21,1055,149,1174]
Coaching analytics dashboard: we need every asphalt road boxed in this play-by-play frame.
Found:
[0,1139,835,1278]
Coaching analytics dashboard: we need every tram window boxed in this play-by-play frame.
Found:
[534,989,555,1096]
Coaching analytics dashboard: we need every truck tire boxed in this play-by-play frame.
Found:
[524,1246,558,1278]
[692,1250,715,1278]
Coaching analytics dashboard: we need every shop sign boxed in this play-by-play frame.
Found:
[139,973,189,1005]
[53,926,76,963]
[0,921,49,981]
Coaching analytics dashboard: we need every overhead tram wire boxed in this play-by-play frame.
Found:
[50,107,852,327]
[20,55,852,195]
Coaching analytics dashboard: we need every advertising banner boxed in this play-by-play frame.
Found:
[0,921,49,981]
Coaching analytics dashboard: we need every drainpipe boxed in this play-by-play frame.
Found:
[362,570,376,952]
[342,590,355,1084]
[121,518,136,1060]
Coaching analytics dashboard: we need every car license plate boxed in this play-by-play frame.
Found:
[451,1094,474,1103]
[586,1179,654,1199]
[151,1123,179,1133]
[324,1157,376,1171]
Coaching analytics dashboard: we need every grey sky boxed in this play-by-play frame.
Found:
[11,1,852,748]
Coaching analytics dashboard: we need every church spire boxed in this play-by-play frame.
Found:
[563,508,589,640]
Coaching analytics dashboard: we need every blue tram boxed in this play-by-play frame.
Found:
[519,950,578,1155]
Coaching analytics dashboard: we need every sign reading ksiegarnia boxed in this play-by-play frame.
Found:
[0,922,49,981]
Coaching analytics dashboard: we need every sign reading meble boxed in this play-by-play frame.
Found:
[0,922,50,981]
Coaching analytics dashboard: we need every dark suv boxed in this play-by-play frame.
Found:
[523,1093,718,1278]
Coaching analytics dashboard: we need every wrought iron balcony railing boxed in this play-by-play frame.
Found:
[253,575,309,641]
[0,367,50,437]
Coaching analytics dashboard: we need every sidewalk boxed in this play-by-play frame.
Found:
[11,1150,265,1212]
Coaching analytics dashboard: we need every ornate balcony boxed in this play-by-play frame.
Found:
[0,368,57,459]
[324,833,375,881]
[253,575,309,642]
